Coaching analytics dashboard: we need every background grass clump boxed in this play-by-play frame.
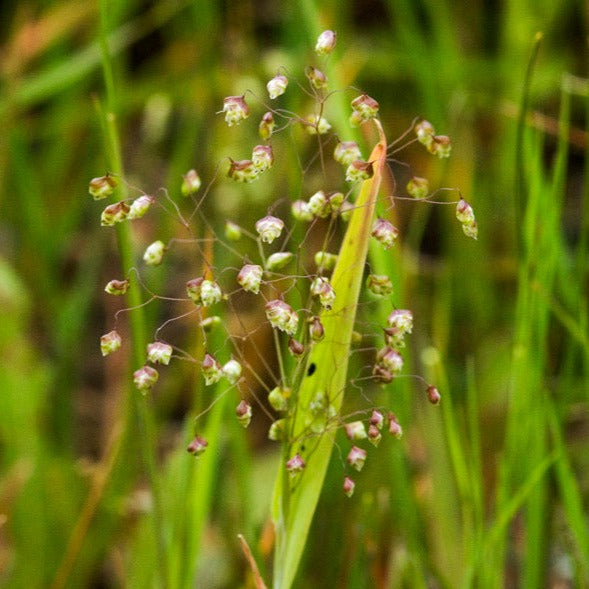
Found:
[1,1,589,588]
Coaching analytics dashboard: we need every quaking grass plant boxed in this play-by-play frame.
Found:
[92,30,477,589]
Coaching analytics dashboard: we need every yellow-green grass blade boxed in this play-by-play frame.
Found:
[272,120,388,589]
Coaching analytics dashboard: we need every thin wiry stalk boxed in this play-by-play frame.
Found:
[98,2,169,587]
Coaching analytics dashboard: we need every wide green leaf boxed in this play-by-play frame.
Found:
[272,120,388,589]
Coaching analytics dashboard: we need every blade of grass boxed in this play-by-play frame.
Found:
[485,452,556,561]
[97,2,169,586]
[493,64,572,588]
[367,242,431,586]
[513,32,543,256]
[492,32,551,587]
[183,392,231,586]
[239,534,268,589]
[521,77,571,589]
[461,360,485,589]
[545,396,589,583]
[272,119,387,589]
[0,0,189,117]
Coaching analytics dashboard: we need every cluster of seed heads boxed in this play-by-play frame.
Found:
[92,28,473,497]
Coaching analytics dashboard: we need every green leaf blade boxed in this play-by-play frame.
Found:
[272,121,388,589]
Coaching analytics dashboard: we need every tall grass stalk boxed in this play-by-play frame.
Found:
[95,1,169,586]
[491,35,575,588]
[272,120,388,589]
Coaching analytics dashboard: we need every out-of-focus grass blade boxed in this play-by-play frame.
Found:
[546,396,589,583]
[485,452,556,559]
[0,0,187,115]
[272,120,387,589]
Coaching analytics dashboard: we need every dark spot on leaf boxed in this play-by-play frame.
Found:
[307,363,316,376]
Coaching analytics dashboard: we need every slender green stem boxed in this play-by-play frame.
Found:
[273,329,287,386]
[514,32,543,256]
[272,121,387,589]
[98,2,169,587]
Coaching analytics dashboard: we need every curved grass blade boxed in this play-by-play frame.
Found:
[272,120,388,589]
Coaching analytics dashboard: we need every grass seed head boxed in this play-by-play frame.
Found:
[236,400,252,428]
[181,169,201,196]
[147,342,173,365]
[133,365,159,391]
[315,30,337,55]
[267,74,288,99]
[100,330,122,356]
[223,95,250,126]
[89,174,118,200]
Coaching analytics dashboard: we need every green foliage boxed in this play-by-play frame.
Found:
[1,1,588,588]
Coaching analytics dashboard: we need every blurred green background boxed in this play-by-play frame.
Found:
[1,0,588,587]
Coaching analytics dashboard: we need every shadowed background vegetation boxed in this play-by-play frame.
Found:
[1,1,588,587]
